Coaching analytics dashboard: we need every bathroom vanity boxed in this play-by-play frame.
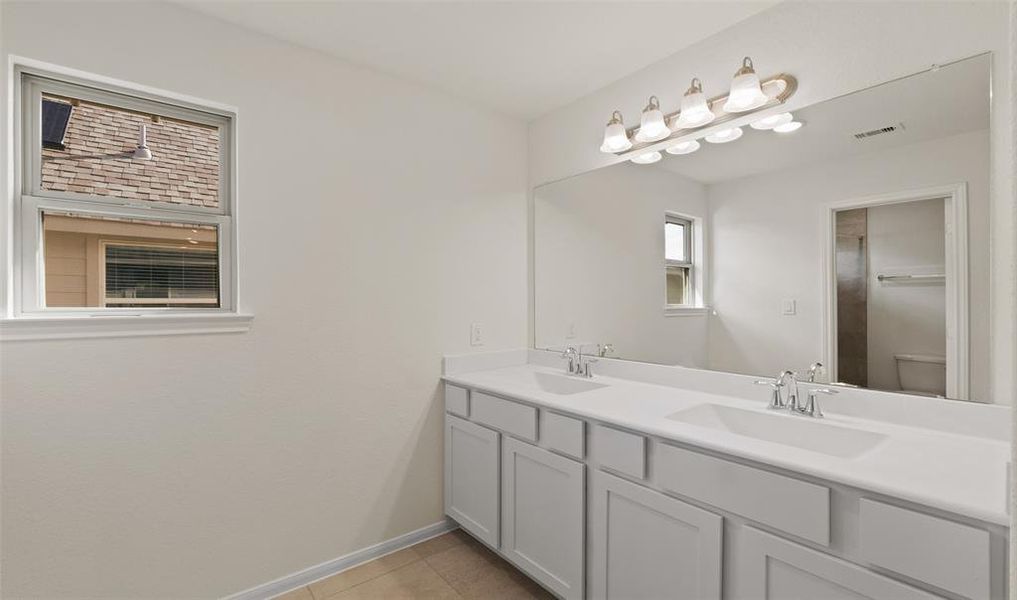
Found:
[441,352,1009,600]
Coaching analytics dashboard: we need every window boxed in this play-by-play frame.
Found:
[12,67,237,322]
[665,215,693,307]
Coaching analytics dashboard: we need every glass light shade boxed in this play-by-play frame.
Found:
[665,140,701,155]
[750,112,793,130]
[630,151,662,165]
[722,57,769,113]
[773,121,803,133]
[600,111,632,153]
[673,78,715,130]
[704,127,743,144]
[635,96,670,142]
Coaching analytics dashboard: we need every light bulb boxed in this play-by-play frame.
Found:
[665,140,701,155]
[635,96,670,142]
[750,112,793,130]
[704,127,743,144]
[599,110,632,153]
[722,57,769,113]
[673,78,715,130]
[773,121,803,133]
[630,151,662,165]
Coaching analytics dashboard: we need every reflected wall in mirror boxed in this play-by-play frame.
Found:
[534,53,991,402]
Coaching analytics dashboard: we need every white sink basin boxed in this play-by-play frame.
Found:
[666,403,887,459]
[527,372,608,395]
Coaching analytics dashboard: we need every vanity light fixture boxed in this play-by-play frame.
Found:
[723,57,769,113]
[665,140,701,155]
[750,112,794,130]
[635,96,670,143]
[630,150,662,164]
[600,110,632,153]
[773,120,803,133]
[704,126,743,144]
[672,78,715,130]
[595,59,797,161]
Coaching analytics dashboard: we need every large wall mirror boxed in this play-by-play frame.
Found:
[534,53,992,402]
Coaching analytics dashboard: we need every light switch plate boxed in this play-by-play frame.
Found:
[470,322,484,346]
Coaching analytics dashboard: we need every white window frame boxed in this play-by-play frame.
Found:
[664,212,708,316]
[2,59,249,340]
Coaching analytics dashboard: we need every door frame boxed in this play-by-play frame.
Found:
[822,183,969,400]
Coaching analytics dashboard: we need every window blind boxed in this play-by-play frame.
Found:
[105,245,218,305]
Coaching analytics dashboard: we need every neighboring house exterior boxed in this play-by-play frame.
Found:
[40,96,220,308]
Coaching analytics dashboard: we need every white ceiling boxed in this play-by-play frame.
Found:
[176,1,778,119]
[655,53,990,184]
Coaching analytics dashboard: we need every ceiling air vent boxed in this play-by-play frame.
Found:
[853,123,905,140]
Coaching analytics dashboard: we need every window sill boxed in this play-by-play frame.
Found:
[664,306,711,317]
[0,312,253,341]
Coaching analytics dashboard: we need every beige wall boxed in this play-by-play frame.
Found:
[0,2,528,597]
[44,231,88,306]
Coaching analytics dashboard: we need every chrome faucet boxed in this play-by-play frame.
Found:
[754,370,799,410]
[807,362,824,383]
[562,344,599,377]
[779,370,802,412]
[575,344,598,378]
[561,345,579,375]
[755,370,830,417]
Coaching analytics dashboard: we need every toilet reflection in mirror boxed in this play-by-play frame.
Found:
[533,53,991,403]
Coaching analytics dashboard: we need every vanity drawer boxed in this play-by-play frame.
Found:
[656,444,830,545]
[859,499,990,599]
[471,392,538,442]
[541,411,584,459]
[592,424,646,479]
[445,384,470,418]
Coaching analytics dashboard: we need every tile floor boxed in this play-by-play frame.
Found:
[274,529,554,600]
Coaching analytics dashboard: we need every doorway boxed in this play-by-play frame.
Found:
[824,185,968,399]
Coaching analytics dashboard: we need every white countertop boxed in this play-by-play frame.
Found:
[444,363,1010,526]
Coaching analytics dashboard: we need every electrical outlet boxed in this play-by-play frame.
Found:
[470,322,484,346]
[782,299,797,316]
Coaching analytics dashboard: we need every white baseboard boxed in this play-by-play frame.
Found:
[224,519,458,600]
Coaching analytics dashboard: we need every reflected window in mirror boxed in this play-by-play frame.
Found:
[665,215,694,307]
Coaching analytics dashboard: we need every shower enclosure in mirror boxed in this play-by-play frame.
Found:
[533,53,991,402]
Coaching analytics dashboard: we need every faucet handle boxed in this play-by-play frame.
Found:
[754,379,785,409]
[804,388,838,418]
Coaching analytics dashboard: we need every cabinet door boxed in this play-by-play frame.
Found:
[445,414,499,547]
[736,526,941,600]
[501,436,585,600]
[590,469,722,600]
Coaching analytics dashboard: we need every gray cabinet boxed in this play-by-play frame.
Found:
[589,469,723,600]
[501,437,585,599]
[735,526,940,600]
[444,414,500,547]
